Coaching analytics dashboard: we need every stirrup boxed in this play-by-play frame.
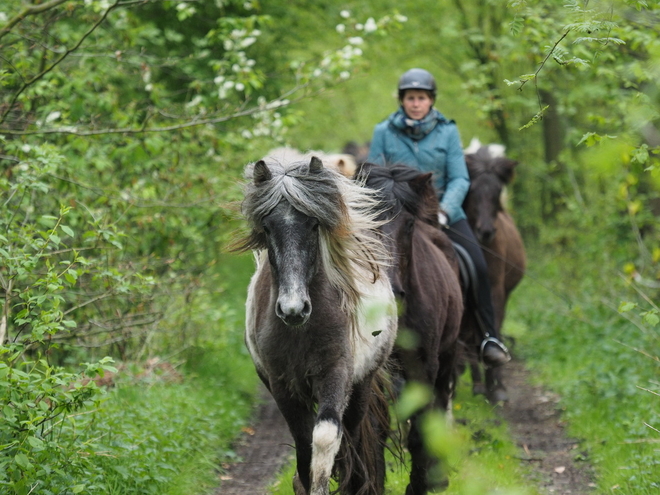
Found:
[480,336,511,367]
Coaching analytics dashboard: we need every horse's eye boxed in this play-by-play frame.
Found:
[263,225,270,235]
[405,218,415,233]
[312,221,320,231]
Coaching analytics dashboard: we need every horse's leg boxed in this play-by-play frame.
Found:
[485,367,508,403]
[270,383,315,495]
[435,344,459,412]
[485,281,508,404]
[464,315,486,396]
[310,370,352,495]
[340,377,388,495]
[405,410,449,495]
[397,347,445,495]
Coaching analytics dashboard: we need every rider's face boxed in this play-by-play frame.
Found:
[401,90,434,120]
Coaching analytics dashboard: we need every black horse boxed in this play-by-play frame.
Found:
[358,162,463,495]
[461,140,526,403]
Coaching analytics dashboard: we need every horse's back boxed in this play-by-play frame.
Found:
[410,221,463,344]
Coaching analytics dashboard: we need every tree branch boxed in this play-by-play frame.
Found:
[0,0,69,43]
[0,0,121,125]
[518,28,572,91]
[0,86,305,136]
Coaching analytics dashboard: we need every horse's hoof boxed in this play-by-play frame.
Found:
[472,383,487,396]
[487,388,509,404]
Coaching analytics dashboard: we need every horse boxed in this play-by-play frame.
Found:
[232,156,398,495]
[265,146,358,178]
[357,162,463,495]
[460,138,527,403]
[342,141,371,165]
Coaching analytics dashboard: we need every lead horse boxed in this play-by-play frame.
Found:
[232,156,398,495]
[357,162,463,495]
[461,139,526,403]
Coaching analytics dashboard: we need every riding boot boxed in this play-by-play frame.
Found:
[480,336,511,368]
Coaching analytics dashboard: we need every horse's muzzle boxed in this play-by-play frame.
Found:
[276,294,312,327]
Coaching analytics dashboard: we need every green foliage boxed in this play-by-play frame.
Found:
[0,356,115,494]
[2,0,660,493]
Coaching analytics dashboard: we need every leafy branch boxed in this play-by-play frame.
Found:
[517,28,571,93]
[0,88,303,136]
[0,0,122,125]
[0,0,69,42]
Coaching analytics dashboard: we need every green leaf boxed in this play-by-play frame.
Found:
[14,453,33,470]
[61,225,75,237]
[27,437,45,450]
[641,311,659,327]
[618,301,637,313]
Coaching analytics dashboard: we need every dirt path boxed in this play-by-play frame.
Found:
[217,359,595,494]
[218,385,294,495]
[498,359,595,494]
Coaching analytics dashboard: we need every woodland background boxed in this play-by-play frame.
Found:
[0,0,659,494]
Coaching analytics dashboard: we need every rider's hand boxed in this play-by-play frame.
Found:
[438,210,449,228]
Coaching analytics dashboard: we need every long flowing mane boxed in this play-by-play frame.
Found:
[234,158,390,321]
[357,163,440,225]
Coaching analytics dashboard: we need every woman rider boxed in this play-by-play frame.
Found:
[366,68,510,368]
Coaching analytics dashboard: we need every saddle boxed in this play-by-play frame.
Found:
[451,242,479,304]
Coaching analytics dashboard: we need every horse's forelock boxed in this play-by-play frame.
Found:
[363,164,428,219]
[244,159,348,233]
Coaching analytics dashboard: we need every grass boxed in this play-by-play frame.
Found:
[65,252,263,495]
[507,246,660,494]
[98,348,258,495]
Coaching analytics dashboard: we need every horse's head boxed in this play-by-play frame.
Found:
[255,157,328,326]
[463,145,518,246]
[357,163,438,301]
[242,156,350,327]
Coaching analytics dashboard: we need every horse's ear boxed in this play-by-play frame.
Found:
[493,157,518,184]
[409,172,433,195]
[309,156,324,173]
[253,160,272,184]
[355,162,374,181]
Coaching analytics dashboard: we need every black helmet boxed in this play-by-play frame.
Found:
[397,68,436,98]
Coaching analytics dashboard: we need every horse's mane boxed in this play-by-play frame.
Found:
[235,158,390,323]
[357,163,440,226]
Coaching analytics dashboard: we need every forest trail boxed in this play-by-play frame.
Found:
[217,358,595,494]
[498,359,595,494]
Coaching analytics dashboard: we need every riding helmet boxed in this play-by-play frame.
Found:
[397,68,437,98]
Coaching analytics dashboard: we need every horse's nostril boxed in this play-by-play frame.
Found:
[302,300,312,316]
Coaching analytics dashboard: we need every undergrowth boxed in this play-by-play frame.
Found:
[509,243,660,494]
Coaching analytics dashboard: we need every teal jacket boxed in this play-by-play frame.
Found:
[367,108,469,224]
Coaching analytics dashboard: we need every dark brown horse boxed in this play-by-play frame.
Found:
[460,140,526,403]
[232,157,398,495]
[358,163,463,495]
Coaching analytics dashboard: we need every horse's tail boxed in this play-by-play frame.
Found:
[336,368,397,495]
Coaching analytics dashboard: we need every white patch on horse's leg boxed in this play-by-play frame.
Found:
[310,419,342,495]
[446,398,454,426]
